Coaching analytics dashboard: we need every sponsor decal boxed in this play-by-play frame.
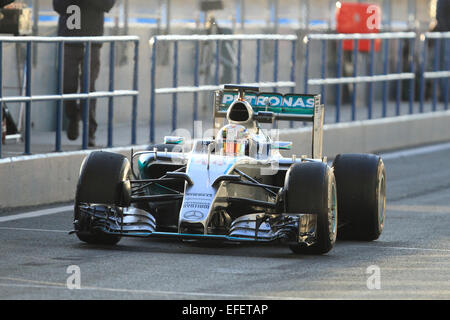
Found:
[183,210,205,220]
[183,192,213,212]
[183,202,211,209]
[221,92,315,114]
[186,193,213,198]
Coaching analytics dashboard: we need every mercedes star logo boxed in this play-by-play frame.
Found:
[184,210,204,220]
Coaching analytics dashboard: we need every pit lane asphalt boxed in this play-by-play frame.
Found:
[1,143,449,300]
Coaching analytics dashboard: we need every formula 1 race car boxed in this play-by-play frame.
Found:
[71,85,386,254]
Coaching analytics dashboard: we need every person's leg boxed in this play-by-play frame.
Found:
[63,44,83,140]
[81,44,101,146]
[80,44,100,146]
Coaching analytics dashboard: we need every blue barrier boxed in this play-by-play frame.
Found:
[148,34,298,143]
[0,35,139,159]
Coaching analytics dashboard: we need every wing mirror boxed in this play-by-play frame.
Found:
[272,141,292,150]
[163,136,185,145]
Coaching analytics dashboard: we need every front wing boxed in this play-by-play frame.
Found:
[74,205,318,245]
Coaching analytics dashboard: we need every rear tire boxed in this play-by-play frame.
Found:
[285,162,338,255]
[74,151,130,245]
[332,154,386,241]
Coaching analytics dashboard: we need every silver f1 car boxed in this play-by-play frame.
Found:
[72,85,386,254]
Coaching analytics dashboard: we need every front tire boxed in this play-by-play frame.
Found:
[285,162,338,255]
[333,154,386,241]
[74,151,131,245]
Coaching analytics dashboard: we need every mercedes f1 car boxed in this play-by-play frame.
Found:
[71,85,386,254]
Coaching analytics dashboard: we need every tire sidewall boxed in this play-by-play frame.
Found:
[314,168,337,253]
[374,159,386,236]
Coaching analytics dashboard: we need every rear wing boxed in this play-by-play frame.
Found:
[213,85,325,159]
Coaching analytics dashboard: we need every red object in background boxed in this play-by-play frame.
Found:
[336,2,381,52]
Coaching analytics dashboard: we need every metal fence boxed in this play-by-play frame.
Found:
[420,32,450,112]
[304,32,417,122]
[303,31,450,125]
[1,31,449,159]
[0,35,139,159]
[149,33,297,142]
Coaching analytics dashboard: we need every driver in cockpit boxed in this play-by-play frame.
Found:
[216,124,250,156]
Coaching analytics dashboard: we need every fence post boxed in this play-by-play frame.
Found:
[444,38,449,110]
[55,41,64,152]
[107,41,115,148]
[131,40,139,145]
[172,40,178,132]
[290,39,296,93]
[382,38,389,118]
[289,39,296,128]
[24,41,32,155]
[256,39,261,83]
[419,36,426,113]
[215,40,220,85]
[150,37,157,143]
[352,39,358,121]
[367,39,375,120]
[335,39,342,123]
[396,39,403,116]
[273,39,279,92]
[272,39,279,127]
[320,39,326,104]
[408,37,415,114]
[432,38,440,112]
[193,40,199,133]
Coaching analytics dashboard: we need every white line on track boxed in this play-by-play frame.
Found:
[351,245,450,253]
[379,141,450,160]
[0,227,68,233]
[387,204,450,214]
[0,205,72,223]
[0,276,304,300]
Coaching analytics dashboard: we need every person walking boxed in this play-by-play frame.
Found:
[53,0,116,147]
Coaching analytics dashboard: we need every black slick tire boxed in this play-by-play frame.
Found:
[332,154,386,241]
[74,151,131,245]
[285,162,338,255]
